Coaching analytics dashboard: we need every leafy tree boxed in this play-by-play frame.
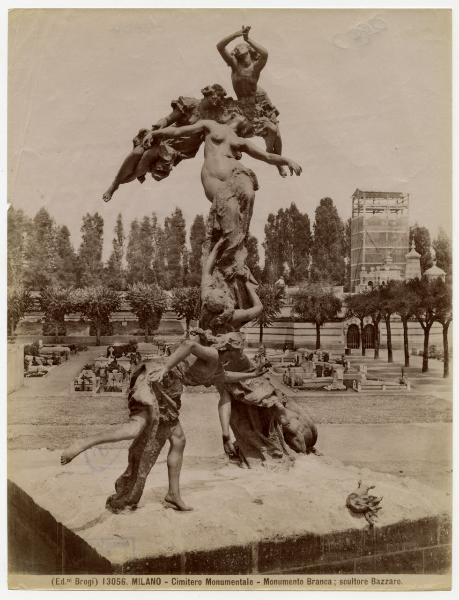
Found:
[363,288,383,359]
[164,207,187,289]
[7,286,33,336]
[345,293,369,356]
[188,215,206,286]
[263,203,312,284]
[292,284,342,349]
[7,206,32,286]
[126,215,156,284]
[140,216,156,283]
[255,284,283,343]
[126,283,168,340]
[433,228,452,277]
[72,286,120,346]
[78,213,104,287]
[263,212,282,282]
[434,280,452,378]
[391,281,417,367]
[379,281,398,363]
[282,203,312,283]
[310,197,345,285]
[10,207,78,289]
[40,286,73,339]
[170,287,201,334]
[410,224,432,273]
[151,213,167,288]
[182,247,190,286]
[23,207,57,289]
[54,225,78,288]
[105,213,125,289]
[126,219,142,284]
[409,277,445,372]
[246,235,263,282]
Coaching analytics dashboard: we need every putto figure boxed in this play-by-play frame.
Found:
[217,25,287,176]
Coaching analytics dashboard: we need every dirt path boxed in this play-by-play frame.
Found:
[10,349,104,399]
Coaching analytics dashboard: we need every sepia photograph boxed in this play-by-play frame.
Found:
[5,5,452,591]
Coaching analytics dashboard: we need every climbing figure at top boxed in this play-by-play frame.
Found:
[216,25,287,177]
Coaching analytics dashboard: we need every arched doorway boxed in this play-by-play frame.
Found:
[346,324,360,349]
[362,324,375,349]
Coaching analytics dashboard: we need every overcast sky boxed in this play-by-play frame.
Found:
[8,9,451,260]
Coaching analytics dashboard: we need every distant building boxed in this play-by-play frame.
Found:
[404,240,422,281]
[350,189,412,292]
[424,246,446,282]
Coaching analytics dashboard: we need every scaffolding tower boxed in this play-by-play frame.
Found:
[350,189,409,292]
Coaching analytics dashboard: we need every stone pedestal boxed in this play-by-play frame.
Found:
[8,449,450,576]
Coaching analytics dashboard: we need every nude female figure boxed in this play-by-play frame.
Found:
[102,84,229,203]
[142,113,301,289]
[142,113,301,202]
[216,26,287,177]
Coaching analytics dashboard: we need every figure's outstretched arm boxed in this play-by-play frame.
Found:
[232,281,263,325]
[239,139,302,175]
[143,120,212,148]
[223,366,268,383]
[244,30,268,72]
[150,338,218,383]
[216,29,243,67]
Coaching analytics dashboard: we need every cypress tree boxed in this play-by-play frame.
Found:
[310,197,345,285]
[189,215,206,286]
[78,212,104,287]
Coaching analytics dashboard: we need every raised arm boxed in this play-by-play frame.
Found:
[232,281,263,326]
[216,29,243,67]
[239,139,302,175]
[244,29,268,72]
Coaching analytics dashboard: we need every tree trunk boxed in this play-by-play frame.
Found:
[385,315,393,363]
[315,322,321,349]
[9,316,15,337]
[402,318,410,367]
[422,324,431,373]
[360,319,365,356]
[96,323,102,346]
[373,321,380,359]
[186,318,190,335]
[443,321,450,378]
[259,322,264,344]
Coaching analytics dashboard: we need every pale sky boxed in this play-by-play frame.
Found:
[8,9,451,260]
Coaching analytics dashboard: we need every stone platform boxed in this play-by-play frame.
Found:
[8,445,451,575]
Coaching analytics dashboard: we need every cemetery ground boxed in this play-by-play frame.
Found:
[8,347,451,491]
[7,346,452,576]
